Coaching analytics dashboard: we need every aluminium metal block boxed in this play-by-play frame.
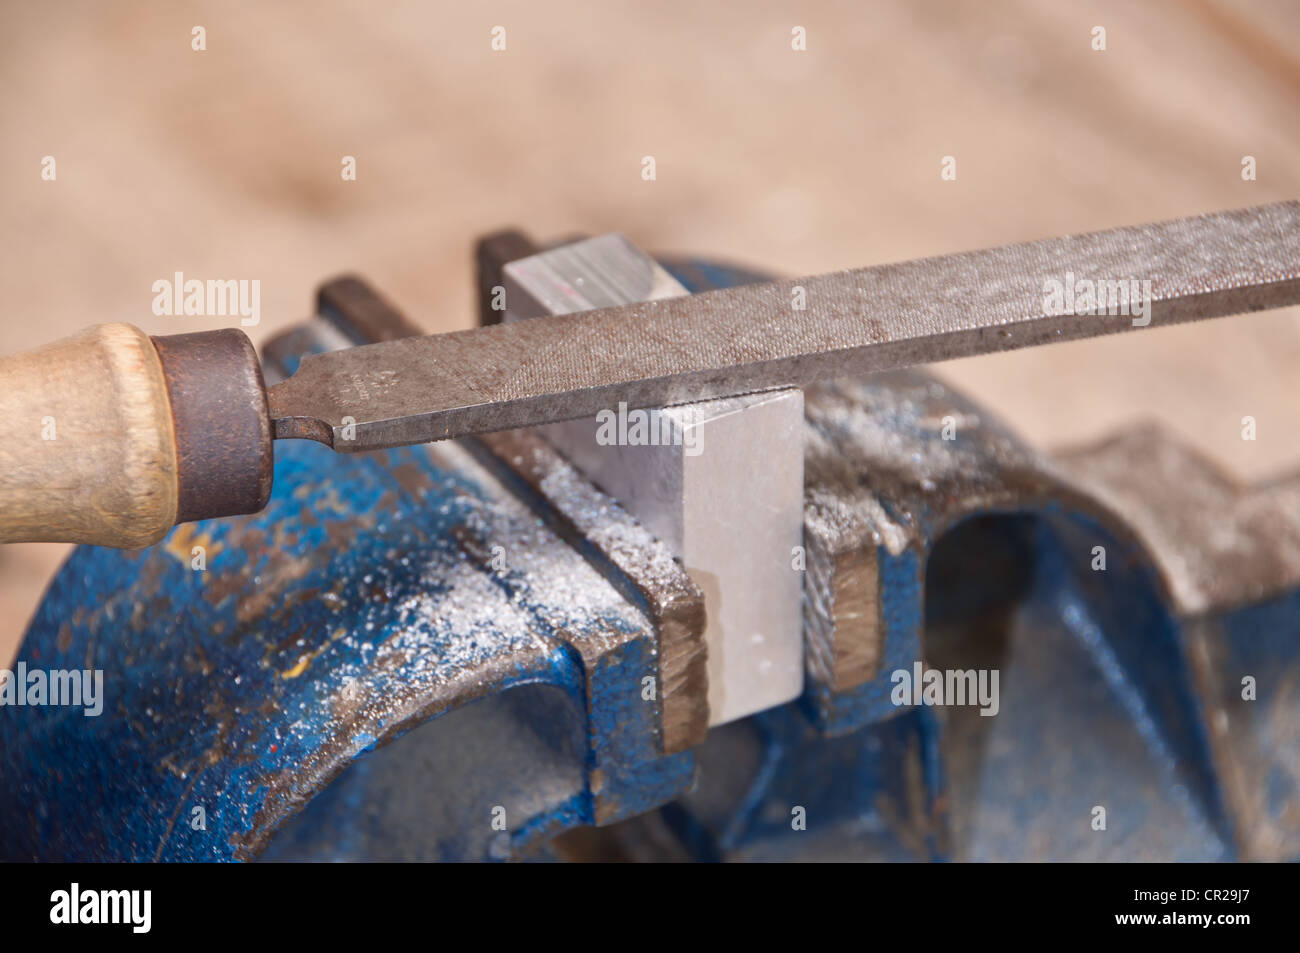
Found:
[503,235,805,725]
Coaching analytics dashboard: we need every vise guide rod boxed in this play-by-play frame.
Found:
[1,201,1298,548]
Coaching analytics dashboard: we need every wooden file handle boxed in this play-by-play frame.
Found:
[0,324,273,548]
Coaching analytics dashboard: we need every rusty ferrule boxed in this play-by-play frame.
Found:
[151,329,274,523]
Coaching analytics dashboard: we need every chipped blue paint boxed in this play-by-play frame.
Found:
[0,435,691,861]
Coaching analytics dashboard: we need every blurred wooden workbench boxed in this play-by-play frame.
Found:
[2,0,1299,661]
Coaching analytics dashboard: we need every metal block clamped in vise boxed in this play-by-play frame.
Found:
[500,235,805,726]
[3,219,1300,862]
